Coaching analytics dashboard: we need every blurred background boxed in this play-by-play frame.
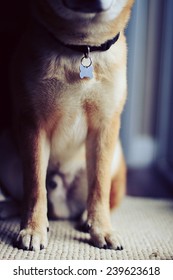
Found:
[122,0,173,198]
[0,0,173,199]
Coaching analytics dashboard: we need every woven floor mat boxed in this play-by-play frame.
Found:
[0,196,173,260]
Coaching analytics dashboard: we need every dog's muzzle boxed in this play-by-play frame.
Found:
[63,0,113,13]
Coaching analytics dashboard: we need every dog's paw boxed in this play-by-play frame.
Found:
[16,227,48,251]
[89,223,123,250]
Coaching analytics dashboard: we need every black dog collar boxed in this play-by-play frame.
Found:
[63,32,120,56]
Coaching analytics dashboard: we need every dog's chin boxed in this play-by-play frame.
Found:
[51,0,130,24]
[63,0,113,13]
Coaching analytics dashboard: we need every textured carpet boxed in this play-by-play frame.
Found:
[0,196,173,260]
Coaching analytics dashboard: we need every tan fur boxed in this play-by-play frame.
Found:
[110,148,127,209]
[9,0,134,250]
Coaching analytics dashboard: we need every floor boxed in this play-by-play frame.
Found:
[0,196,173,260]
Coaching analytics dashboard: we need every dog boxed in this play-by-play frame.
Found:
[1,0,134,251]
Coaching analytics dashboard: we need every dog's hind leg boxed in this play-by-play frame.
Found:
[0,130,23,201]
[0,200,20,219]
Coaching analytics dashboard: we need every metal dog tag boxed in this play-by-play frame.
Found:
[80,47,93,79]
[80,58,93,79]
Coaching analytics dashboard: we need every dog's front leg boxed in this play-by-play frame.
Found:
[16,126,50,251]
[86,115,123,250]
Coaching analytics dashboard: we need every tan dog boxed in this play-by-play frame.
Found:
[7,0,134,251]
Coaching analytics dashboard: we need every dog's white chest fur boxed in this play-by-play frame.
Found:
[49,106,87,168]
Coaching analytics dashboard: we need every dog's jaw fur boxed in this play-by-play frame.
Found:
[32,0,134,45]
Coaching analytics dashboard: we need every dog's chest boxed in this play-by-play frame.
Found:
[43,49,124,165]
[50,105,87,163]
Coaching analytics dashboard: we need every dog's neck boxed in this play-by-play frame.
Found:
[54,33,120,56]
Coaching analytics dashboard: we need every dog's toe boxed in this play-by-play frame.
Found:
[90,227,123,250]
[16,228,48,251]
[105,231,123,250]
